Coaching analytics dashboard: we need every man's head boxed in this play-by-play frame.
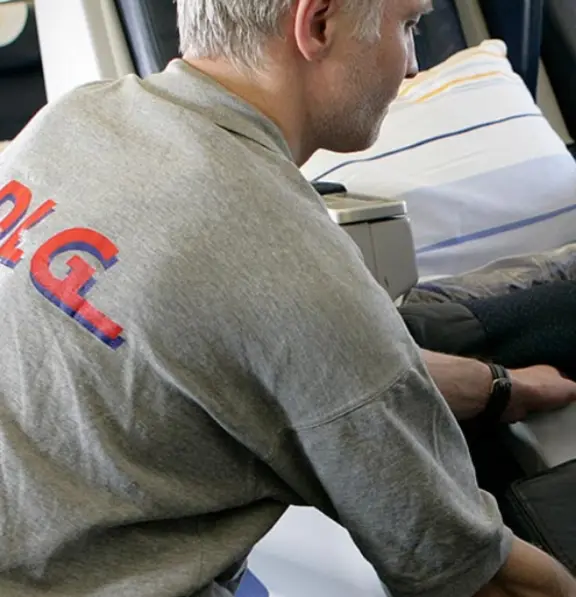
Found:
[179,0,432,163]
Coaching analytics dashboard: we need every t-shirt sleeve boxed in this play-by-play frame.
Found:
[294,363,513,597]
[269,262,513,597]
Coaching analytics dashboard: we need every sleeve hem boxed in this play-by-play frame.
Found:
[389,527,514,597]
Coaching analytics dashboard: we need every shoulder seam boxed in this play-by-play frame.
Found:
[293,366,413,432]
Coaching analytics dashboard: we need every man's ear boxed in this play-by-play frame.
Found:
[293,0,339,62]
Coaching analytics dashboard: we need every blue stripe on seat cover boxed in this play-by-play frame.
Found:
[312,113,542,182]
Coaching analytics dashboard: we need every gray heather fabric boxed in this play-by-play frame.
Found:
[0,59,512,597]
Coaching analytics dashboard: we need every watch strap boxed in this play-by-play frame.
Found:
[478,363,513,426]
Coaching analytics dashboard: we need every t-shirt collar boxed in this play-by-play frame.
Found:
[156,59,294,161]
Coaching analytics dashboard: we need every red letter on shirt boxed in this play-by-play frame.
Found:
[0,180,32,240]
[0,200,56,268]
[30,228,125,349]
[0,180,56,268]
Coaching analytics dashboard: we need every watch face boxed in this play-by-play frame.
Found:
[491,370,512,399]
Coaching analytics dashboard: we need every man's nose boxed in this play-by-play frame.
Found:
[405,38,419,79]
[406,60,419,79]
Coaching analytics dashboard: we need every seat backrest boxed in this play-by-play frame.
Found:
[541,0,576,140]
[414,0,468,70]
[114,0,179,77]
[478,0,543,98]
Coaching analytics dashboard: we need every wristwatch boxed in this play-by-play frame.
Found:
[478,363,513,426]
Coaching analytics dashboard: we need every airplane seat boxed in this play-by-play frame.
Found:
[0,1,47,141]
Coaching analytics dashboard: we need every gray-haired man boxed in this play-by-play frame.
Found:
[0,1,575,596]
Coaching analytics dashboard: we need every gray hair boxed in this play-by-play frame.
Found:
[177,0,385,69]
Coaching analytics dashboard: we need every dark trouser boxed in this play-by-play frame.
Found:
[399,280,576,380]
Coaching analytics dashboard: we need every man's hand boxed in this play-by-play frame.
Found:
[421,350,576,423]
[505,365,576,423]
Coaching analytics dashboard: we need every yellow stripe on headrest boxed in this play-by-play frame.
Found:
[399,49,506,97]
[413,70,518,103]
[399,39,508,96]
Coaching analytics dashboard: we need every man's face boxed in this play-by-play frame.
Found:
[306,0,431,155]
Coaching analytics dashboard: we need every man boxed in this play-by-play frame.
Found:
[0,1,575,596]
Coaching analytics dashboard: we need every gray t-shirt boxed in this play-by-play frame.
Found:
[0,60,512,597]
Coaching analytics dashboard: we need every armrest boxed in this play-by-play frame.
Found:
[35,0,135,102]
[317,189,418,301]
[507,404,576,473]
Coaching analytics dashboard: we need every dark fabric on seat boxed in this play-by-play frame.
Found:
[401,280,576,381]
[0,6,47,140]
[399,301,486,357]
[114,0,179,77]
[414,0,468,70]
[463,280,576,380]
[541,0,576,140]
[479,0,544,98]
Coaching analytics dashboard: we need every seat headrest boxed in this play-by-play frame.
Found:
[115,0,180,77]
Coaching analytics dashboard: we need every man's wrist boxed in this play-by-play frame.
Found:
[482,537,576,597]
[421,350,494,420]
[475,364,513,426]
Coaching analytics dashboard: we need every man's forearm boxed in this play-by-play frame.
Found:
[475,537,576,597]
[422,349,576,423]
[422,349,493,420]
